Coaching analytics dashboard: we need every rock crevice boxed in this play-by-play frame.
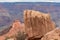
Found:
[24,10,56,39]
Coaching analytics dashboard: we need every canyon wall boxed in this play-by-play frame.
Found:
[24,10,56,38]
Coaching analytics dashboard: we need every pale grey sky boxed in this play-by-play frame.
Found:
[0,0,60,2]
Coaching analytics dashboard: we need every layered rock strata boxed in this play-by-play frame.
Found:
[24,10,56,39]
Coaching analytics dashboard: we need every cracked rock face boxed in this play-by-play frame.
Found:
[24,10,56,38]
[41,28,60,40]
[0,20,25,40]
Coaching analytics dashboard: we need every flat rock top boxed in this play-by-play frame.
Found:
[24,10,50,18]
[24,10,56,38]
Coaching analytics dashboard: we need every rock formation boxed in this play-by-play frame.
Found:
[5,20,24,37]
[41,28,60,40]
[24,10,56,39]
[0,10,56,40]
[0,20,25,40]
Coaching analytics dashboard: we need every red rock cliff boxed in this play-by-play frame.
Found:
[0,20,25,40]
[24,10,56,38]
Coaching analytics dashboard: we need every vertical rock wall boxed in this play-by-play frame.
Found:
[24,10,56,38]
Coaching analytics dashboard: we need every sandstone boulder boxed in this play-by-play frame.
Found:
[41,28,60,40]
[24,10,56,38]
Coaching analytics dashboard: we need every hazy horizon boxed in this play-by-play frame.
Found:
[0,2,60,32]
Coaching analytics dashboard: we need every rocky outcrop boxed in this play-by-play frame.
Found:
[0,20,25,40]
[41,28,60,40]
[24,10,56,39]
[5,20,24,37]
[0,10,56,40]
[0,26,12,35]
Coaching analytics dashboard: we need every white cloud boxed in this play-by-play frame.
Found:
[0,0,60,2]
[0,0,19,2]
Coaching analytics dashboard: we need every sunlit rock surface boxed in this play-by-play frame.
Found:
[24,10,56,39]
[0,20,25,40]
[41,28,60,40]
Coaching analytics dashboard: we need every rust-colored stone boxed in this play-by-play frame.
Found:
[24,10,56,38]
[0,20,25,40]
[41,28,60,40]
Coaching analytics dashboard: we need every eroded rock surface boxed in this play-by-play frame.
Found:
[5,20,24,37]
[24,10,56,39]
[0,20,25,40]
[41,28,60,40]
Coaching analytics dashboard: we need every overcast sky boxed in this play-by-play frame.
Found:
[0,0,60,2]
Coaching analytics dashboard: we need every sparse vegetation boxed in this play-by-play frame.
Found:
[5,37,10,40]
[15,31,27,40]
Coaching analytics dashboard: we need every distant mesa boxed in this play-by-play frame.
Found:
[0,7,10,17]
[0,16,11,27]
